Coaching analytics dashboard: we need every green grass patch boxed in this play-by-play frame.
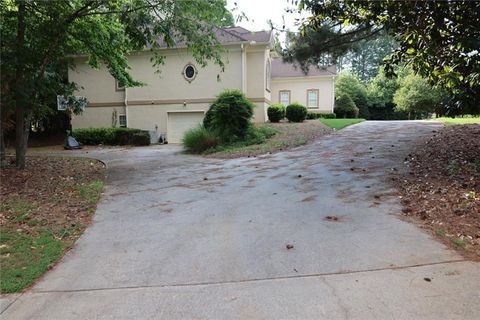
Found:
[0,229,64,293]
[435,228,446,236]
[320,118,366,130]
[76,179,104,205]
[434,116,480,125]
[0,197,36,223]
[452,238,468,248]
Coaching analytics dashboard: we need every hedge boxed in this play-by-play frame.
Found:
[72,128,150,146]
[306,112,336,119]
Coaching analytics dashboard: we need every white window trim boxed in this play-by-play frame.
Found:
[306,89,319,109]
[118,114,127,127]
[279,90,291,106]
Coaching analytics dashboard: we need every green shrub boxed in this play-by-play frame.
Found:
[245,125,277,144]
[286,103,308,122]
[206,125,277,153]
[202,107,215,130]
[72,128,149,145]
[334,95,359,118]
[183,125,219,153]
[131,132,151,146]
[319,112,336,119]
[204,90,255,142]
[306,112,336,119]
[113,128,138,145]
[267,104,285,122]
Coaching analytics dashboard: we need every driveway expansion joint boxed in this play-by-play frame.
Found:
[32,259,465,295]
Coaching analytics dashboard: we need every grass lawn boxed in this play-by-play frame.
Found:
[434,116,480,125]
[206,120,332,159]
[0,157,105,293]
[320,118,366,130]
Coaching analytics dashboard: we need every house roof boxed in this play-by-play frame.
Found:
[271,58,336,78]
[153,26,272,49]
[221,27,272,43]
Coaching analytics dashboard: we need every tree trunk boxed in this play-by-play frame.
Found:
[15,106,31,169]
[0,120,5,167]
[14,1,27,169]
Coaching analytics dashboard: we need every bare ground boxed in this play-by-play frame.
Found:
[0,157,106,292]
[208,120,332,159]
[393,125,480,259]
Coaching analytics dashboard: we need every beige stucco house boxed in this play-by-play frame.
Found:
[70,27,336,143]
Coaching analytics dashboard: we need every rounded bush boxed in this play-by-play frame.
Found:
[267,104,285,122]
[204,90,255,142]
[334,95,359,118]
[285,103,308,122]
[182,125,219,153]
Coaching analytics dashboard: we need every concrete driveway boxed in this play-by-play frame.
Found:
[2,121,479,319]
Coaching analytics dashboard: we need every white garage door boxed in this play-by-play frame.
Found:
[167,111,205,144]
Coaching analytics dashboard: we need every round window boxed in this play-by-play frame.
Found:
[183,64,197,82]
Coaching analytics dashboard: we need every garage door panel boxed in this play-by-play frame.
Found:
[167,112,204,144]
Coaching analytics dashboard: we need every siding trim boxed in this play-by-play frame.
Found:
[88,97,271,107]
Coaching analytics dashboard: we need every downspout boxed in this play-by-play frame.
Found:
[331,75,336,113]
[124,87,128,127]
[241,43,246,93]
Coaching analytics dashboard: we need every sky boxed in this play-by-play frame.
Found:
[226,0,307,35]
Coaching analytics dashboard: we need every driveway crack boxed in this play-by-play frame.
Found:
[32,259,465,295]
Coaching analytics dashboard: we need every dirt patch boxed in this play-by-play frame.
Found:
[301,195,317,202]
[392,125,480,259]
[324,215,345,222]
[208,120,332,159]
[0,156,106,292]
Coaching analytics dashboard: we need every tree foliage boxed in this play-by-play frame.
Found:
[393,74,446,116]
[290,0,480,114]
[337,35,397,82]
[334,95,358,119]
[335,72,370,118]
[367,69,400,110]
[1,0,233,168]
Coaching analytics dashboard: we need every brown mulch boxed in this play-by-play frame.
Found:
[0,157,106,242]
[394,125,480,259]
[208,120,332,159]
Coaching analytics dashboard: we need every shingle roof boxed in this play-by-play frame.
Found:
[221,27,272,43]
[153,26,272,49]
[271,58,336,78]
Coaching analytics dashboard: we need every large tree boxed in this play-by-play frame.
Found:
[1,0,232,169]
[285,0,480,115]
[337,35,397,82]
[335,72,370,118]
[394,73,446,118]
